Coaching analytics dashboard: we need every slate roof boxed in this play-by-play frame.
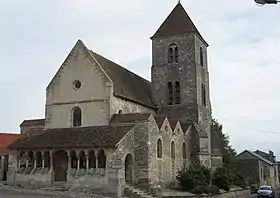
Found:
[237,150,274,165]
[154,117,166,129]
[180,122,192,132]
[20,119,45,127]
[168,118,179,130]
[110,113,152,124]
[89,50,156,109]
[9,125,135,150]
[254,150,276,163]
[151,2,208,46]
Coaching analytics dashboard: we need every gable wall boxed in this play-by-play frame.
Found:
[110,96,154,116]
[45,42,112,129]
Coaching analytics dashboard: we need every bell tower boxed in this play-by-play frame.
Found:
[151,2,213,166]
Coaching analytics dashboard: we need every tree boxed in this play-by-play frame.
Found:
[211,119,246,188]
[211,119,236,167]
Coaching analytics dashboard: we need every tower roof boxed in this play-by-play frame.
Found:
[151,2,208,46]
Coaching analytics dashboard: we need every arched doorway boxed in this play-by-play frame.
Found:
[53,150,67,181]
[125,154,133,184]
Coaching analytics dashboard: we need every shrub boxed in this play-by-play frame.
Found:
[250,184,258,194]
[233,172,246,188]
[211,167,230,191]
[177,164,211,191]
[206,185,220,195]
[191,186,208,195]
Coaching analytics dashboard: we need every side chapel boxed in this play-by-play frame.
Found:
[8,2,222,197]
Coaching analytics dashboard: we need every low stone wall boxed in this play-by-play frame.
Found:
[162,188,251,198]
[7,168,123,197]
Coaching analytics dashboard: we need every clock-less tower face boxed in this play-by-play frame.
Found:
[150,2,211,125]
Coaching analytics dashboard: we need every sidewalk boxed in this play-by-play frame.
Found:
[0,183,113,198]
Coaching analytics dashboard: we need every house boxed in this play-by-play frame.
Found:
[0,133,20,181]
[7,2,222,197]
[236,150,279,187]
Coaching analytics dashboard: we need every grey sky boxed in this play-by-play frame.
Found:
[1,1,280,157]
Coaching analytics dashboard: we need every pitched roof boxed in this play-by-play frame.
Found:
[151,2,208,46]
[168,118,179,130]
[89,50,156,109]
[9,125,135,150]
[254,150,276,163]
[154,116,166,129]
[110,113,152,124]
[237,150,274,165]
[180,122,192,132]
[0,133,20,155]
[20,119,45,127]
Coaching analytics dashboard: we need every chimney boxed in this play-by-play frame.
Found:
[269,150,275,162]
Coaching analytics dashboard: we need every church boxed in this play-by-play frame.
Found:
[8,2,222,197]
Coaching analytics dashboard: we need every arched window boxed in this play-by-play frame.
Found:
[171,141,175,159]
[72,107,82,127]
[201,84,206,107]
[200,47,203,66]
[182,142,187,159]
[174,46,178,63]
[168,47,173,63]
[98,149,106,168]
[168,44,178,63]
[174,81,180,104]
[167,82,173,105]
[157,139,162,158]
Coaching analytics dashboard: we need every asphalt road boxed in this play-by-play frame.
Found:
[0,188,89,198]
[0,189,58,198]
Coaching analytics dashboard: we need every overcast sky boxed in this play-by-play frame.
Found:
[1,1,280,157]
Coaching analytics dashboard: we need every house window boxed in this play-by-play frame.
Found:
[157,139,162,158]
[171,141,175,159]
[72,107,82,127]
[201,83,206,107]
[167,82,173,105]
[168,44,178,63]
[174,81,180,104]
[200,47,203,66]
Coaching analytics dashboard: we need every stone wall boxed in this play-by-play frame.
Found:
[161,188,250,198]
[110,96,154,116]
[148,116,186,188]
[236,158,259,184]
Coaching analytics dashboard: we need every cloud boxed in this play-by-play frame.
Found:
[1,0,280,157]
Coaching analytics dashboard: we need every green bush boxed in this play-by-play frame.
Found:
[206,185,220,195]
[191,186,208,195]
[176,164,211,191]
[211,167,230,191]
[233,172,246,188]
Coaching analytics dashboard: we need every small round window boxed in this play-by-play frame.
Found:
[73,80,81,90]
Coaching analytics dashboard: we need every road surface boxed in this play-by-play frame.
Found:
[0,189,60,198]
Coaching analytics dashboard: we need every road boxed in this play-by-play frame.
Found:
[0,189,60,198]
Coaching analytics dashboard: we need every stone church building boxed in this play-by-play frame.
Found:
[8,2,222,197]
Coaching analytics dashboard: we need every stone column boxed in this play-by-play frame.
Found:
[77,158,80,170]
[68,154,71,174]
[49,151,54,183]
[34,159,37,169]
[42,158,45,169]
[86,155,89,171]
